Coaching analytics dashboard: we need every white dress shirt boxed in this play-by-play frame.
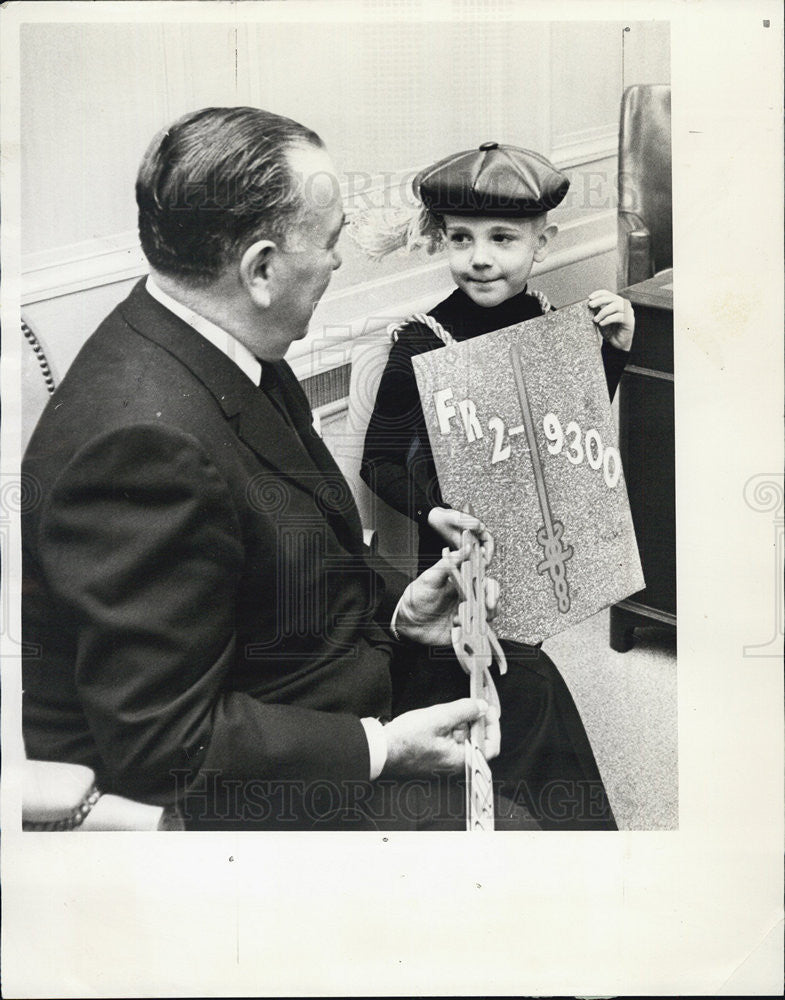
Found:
[145,277,388,779]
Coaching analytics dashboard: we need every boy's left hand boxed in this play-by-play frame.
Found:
[588,289,635,352]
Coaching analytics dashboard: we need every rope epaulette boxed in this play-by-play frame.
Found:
[530,289,552,314]
[389,290,552,345]
[388,312,455,345]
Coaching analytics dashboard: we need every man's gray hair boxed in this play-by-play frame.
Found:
[136,106,322,286]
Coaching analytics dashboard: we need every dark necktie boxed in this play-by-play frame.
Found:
[261,362,366,552]
[259,363,297,430]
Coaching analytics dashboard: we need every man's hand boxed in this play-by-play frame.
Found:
[381,698,501,777]
[588,289,635,352]
[427,506,494,563]
[395,543,500,647]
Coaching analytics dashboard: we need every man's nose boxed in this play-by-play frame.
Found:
[331,248,342,270]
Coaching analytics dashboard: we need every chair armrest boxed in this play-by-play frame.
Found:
[80,794,169,831]
[618,213,653,287]
[23,760,98,825]
[22,759,172,830]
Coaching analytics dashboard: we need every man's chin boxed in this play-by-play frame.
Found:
[286,321,312,345]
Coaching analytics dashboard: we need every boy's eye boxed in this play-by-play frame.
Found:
[448,233,471,245]
[492,233,515,243]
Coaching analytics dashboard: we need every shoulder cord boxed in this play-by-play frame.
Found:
[389,290,552,345]
[530,289,552,314]
[22,318,56,394]
[389,311,454,345]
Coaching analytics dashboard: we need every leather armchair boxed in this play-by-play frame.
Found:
[617,84,672,287]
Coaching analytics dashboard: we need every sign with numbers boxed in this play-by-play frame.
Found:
[412,300,645,645]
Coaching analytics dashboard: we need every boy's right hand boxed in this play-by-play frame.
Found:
[427,506,494,563]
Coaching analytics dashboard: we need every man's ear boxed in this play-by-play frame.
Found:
[239,239,277,308]
[533,223,558,263]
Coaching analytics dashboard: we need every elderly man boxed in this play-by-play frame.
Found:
[22,107,615,830]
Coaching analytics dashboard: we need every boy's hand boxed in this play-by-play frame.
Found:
[395,542,500,647]
[427,506,494,563]
[588,289,635,352]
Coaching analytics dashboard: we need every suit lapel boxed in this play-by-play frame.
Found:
[120,281,364,548]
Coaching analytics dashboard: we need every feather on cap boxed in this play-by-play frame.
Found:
[347,203,443,260]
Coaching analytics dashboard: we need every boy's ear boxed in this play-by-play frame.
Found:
[533,223,558,263]
[239,239,278,308]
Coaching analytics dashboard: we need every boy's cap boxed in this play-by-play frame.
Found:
[414,142,570,217]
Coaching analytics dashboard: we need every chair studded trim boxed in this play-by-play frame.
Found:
[23,784,101,831]
[22,318,56,394]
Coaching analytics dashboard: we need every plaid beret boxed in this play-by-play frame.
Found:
[414,141,569,217]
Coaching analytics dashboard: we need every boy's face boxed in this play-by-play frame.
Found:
[442,214,554,308]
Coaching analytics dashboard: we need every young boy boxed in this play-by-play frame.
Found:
[357,143,635,830]
[360,141,635,573]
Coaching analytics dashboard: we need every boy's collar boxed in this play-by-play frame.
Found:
[437,284,548,339]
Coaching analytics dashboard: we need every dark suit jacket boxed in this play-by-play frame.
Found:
[23,280,408,819]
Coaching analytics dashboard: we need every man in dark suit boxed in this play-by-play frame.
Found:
[22,107,615,830]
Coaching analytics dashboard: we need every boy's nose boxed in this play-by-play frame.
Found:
[469,241,492,268]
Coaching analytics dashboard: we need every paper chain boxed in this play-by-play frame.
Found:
[446,510,508,832]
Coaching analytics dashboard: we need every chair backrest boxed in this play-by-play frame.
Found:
[618,84,672,283]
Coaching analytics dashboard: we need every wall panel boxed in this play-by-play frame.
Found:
[19,16,670,431]
[21,23,169,251]
[550,21,623,163]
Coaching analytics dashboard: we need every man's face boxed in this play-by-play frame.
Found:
[442,214,546,308]
[262,144,345,357]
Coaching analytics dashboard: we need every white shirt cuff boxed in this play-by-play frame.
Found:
[361,717,388,780]
[389,597,405,641]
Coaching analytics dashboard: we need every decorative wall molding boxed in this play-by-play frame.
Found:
[287,209,617,380]
[551,122,620,170]
[19,168,418,306]
[21,207,617,386]
[311,395,350,438]
[22,233,147,306]
[22,203,615,302]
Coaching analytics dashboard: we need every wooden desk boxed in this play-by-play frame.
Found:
[611,269,676,651]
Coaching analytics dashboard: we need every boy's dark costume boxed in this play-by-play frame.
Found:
[360,141,630,830]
